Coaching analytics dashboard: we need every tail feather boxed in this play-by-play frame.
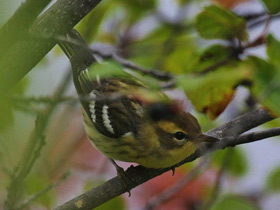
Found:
[58,29,95,68]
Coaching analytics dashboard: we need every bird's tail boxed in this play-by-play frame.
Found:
[58,29,95,68]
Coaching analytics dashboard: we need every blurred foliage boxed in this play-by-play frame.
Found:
[249,56,280,116]
[266,166,280,192]
[211,148,248,177]
[259,0,280,14]
[177,63,251,119]
[95,196,125,210]
[26,174,56,208]
[1,0,280,209]
[195,5,248,41]
[210,194,259,210]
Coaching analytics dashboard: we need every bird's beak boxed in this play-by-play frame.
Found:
[196,134,219,143]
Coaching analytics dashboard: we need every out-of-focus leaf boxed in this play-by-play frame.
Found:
[213,0,249,9]
[26,174,56,208]
[196,5,248,41]
[95,196,125,210]
[266,166,280,192]
[210,195,259,210]
[0,99,14,131]
[88,60,128,79]
[195,45,233,73]
[163,34,200,73]
[10,77,29,95]
[211,148,247,177]
[117,0,156,22]
[177,63,252,119]
[77,1,110,43]
[249,56,280,117]
[266,34,280,69]
[259,0,280,14]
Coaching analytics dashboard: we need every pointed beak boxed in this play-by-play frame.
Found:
[196,134,219,143]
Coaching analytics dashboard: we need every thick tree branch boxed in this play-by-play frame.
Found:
[0,0,102,95]
[53,108,276,210]
[0,0,51,59]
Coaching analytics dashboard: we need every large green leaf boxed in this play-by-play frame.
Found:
[259,0,280,14]
[266,34,280,69]
[211,148,247,177]
[177,63,252,119]
[195,5,248,41]
[26,174,56,208]
[249,56,280,117]
[195,45,234,73]
[266,166,280,192]
[0,99,14,131]
[210,195,259,210]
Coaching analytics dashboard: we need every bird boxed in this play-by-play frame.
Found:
[58,29,217,172]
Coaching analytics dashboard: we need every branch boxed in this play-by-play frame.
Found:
[5,72,72,209]
[143,158,208,210]
[91,48,173,81]
[53,108,276,210]
[0,0,102,95]
[0,0,51,59]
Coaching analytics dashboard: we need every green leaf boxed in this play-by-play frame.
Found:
[266,166,280,192]
[26,174,56,208]
[0,99,14,131]
[211,148,247,177]
[266,34,280,68]
[196,5,248,41]
[76,1,112,43]
[177,63,252,119]
[210,195,259,210]
[163,34,200,73]
[195,45,233,73]
[248,56,280,117]
[259,0,280,14]
[95,196,125,210]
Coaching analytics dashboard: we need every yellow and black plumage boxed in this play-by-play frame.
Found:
[59,29,217,169]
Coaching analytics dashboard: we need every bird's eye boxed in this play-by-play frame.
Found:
[174,132,186,140]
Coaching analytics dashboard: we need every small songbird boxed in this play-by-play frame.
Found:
[59,29,217,171]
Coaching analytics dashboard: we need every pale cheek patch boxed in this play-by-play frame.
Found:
[102,105,115,134]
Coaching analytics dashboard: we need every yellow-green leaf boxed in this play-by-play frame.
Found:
[196,5,248,41]
[177,63,252,118]
[211,148,247,177]
[266,34,280,69]
[259,0,280,14]
[266,166,280,192]
[249,56,280,117]
[210,195,259,210]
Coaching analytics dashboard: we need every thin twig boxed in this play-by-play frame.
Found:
[143,158,208,210]
[248,13,280,29]
[201,149,232,210]
[15,172,70,210]
[4,72,72,209]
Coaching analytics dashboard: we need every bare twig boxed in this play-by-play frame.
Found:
[15,172,70,210]
[248,13,280,29]
[201,149,232,210]
[53,108,276,210]
[143,158,208,210]
[91,48,173,81]
[5,72,72,209]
